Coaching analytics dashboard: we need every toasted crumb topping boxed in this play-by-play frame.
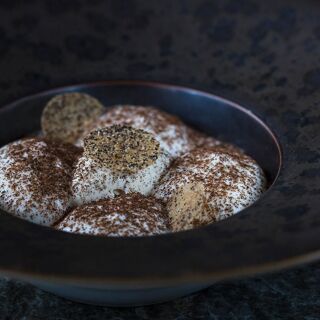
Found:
[84,125,161,174]
[167,182,213,231]
[41,92,104,144]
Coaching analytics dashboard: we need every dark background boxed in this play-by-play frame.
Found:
[0,0,320,319]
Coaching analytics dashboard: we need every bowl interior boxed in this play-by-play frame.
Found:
[0,82,281,186]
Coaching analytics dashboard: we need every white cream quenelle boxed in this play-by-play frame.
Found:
[153,146,266,231]
[0,137,80,226]
[76,105,196,158]
[56,193,169,237]
[72,125,171,205]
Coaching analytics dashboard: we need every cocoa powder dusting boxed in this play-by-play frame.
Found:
[56,193,169,236]
[0,137,81,225]
[154,147,266,230]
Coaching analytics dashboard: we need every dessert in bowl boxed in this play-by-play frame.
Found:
[0,81,289,306]
[0,92,266,236]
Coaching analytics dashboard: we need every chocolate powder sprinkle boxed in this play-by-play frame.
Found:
[0,137,81,226]
[154,147,266,231]
[56,193,169,237]
[187,127,244,154]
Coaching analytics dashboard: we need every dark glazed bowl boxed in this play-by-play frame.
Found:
[0,80,317,306]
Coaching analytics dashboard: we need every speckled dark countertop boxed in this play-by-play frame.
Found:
[0,0,320,319]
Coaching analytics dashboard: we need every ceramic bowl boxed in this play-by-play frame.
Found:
[0,81,317,306]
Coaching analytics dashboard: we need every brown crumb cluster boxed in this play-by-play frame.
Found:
[56,192,169,236]
[0,137,81,225]
[167,182,213,231]
[41,92,104,144]
[154,147,266,230]
[84,125,161,174]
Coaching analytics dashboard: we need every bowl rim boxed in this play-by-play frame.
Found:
[0,79,318,287]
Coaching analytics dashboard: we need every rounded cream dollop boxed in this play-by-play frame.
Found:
[77,105,195,158]
[72,125,170,205]
[56,193,169,236]
[0,137,80,226]
[154,147,266,231]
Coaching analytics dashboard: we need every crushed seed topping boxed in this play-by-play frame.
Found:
[84,125,161,174]
[56,193,169,237]
[167,181,213,231]
[41,92,104,144]
[78,105,194,158]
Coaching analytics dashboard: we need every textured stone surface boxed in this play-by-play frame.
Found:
[0,262,320,319]
[0,0,320,318]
